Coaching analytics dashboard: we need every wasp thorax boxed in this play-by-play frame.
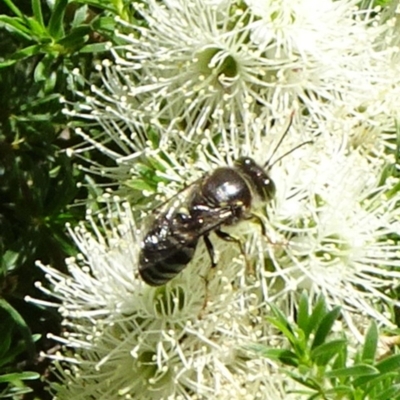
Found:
[234,157,276,202]
[195,167,252,208]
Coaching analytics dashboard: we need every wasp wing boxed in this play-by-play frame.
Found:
[145,176,204,219]
[141,203,234,260]
[139,203,233,281]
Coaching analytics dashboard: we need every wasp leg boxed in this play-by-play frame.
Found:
[248,213,266,236]
[199,234,217,316]
[198,273,210,317]
[203,234,217,268]
[249,213,289,250]
[214,229,246,259]
[248,212,279,244]
[215,229,255,276]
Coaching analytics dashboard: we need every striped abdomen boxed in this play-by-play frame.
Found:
[139,213,199,286]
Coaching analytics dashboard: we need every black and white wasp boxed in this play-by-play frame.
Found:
[139,118,310,286]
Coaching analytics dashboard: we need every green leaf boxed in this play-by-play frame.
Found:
[288,372,320,390]
[332,343,347,370]
[0,15,32,39]
[34,58,51,82]
[26,16,47,37]
[0,321,12,362]
[0,386,33,396]
[47,0,68,39]
[91,15,117,33]
[32,0,45,28]
[0,341,30,369]
[5,44,43,64]
[0,59,17,68]
[2,0,23,18]
[311,306,341,349]
[57,26,91,49]
[376,354,400,374]
[71,5,89,27]
[324,385,354,397]
[305,295,326,338]
[0,299,35,362]
[2,250,19,271]
[126,178,157,192]
[19,93,60,108]
[147,127,161,149]
[79,42,110,54]
[255,347,299,367]
[326,364,379,378]
[2,47,39,68]
[375,384,400,400]
[72,0,115,12]
[267,303,296,345]
[147,155,168,174]
[0,372,40,383]
[396,118,400,165]
[296,291,310,336]
[361,321,378,362]
[385,177,400,199]
[311,339,347,366]
[353,371,399,389]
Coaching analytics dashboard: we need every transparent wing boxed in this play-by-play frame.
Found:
[140,204,232,265]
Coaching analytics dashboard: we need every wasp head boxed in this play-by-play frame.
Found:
[234,157,276,202]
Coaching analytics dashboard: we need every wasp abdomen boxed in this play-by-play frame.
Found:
[139,214,201,286]
[139,240,197,286]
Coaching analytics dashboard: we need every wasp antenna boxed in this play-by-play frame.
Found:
[268,140,314,169]
[264,111,295,168]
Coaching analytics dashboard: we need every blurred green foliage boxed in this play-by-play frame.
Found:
[0,299,39,399]
[0,0,138,396]
[251,292,400,400]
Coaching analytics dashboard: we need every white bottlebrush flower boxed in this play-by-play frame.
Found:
[114,0,391,131]
[63,0,397,158]
[265,148,400,332]
[28,196,301,399]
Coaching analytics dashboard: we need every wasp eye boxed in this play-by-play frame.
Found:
[262,179,276,200]
[235,157,252,167]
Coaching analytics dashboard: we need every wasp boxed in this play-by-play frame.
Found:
[139,118,311,286]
